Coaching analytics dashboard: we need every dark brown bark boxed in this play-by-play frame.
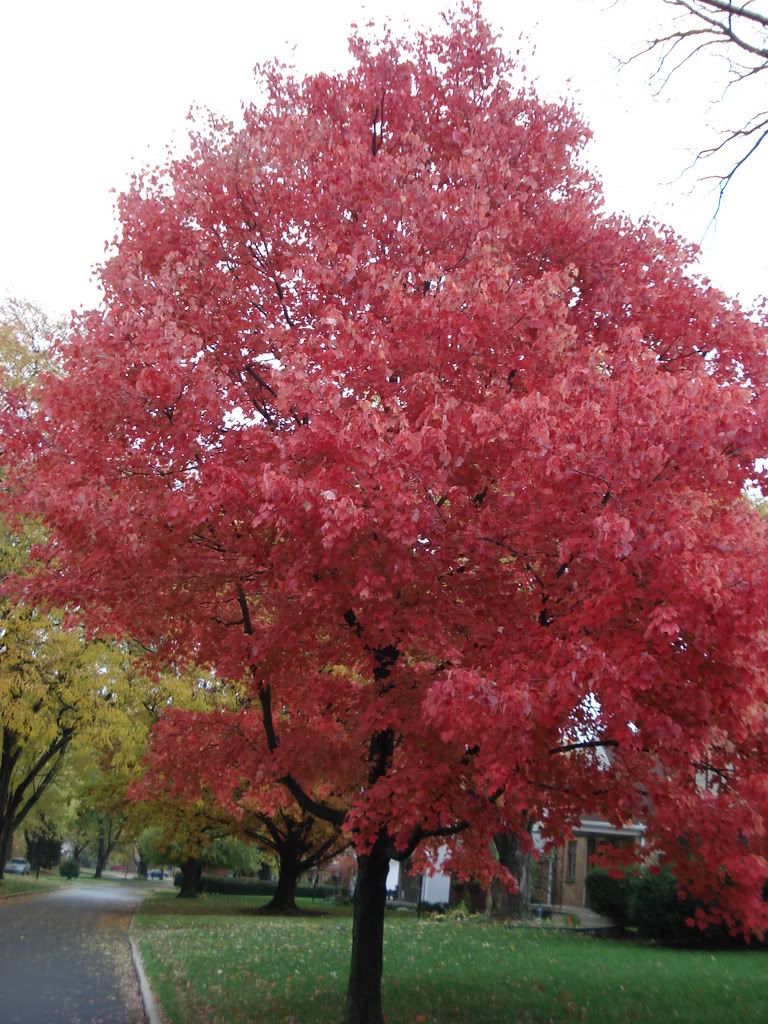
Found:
[0,728,20,880]
[345,835,390,1024]
[94,833,108,879]
[260,854,300,913]
[0,822,13,879]
[93,814,125,878]
[241,807,347,914]
[490,833,532,919]
[178,856,202,898]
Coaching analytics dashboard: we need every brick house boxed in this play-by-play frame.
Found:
[537,818,646,908]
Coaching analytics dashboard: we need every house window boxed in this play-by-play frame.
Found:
[566,841,577,884]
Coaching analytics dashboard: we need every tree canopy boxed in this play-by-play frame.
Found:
[2,6,768,1021]
[142,707,348,908]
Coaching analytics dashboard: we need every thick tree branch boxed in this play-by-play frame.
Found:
[393,819,469,861]
[234,585,347,828]
[253,684,346,827]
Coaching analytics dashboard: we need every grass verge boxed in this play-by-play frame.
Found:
[0,872,66,898]
[134,894,767,1023]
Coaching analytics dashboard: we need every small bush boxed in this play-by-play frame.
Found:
[631,869,698,942]
[585,869,631,923]
[438,902,476,922]
[59,859,80,879]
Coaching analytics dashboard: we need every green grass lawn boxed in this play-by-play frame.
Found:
[0,872,66,898]
[134,894,767,1023]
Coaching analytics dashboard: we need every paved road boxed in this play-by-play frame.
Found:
[0,883,146,1024]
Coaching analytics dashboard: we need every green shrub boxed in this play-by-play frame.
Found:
[297,883,337,899]
[593,864,767,946]
[587,866,708,942]
[630,870,685,939]
[59,859,80,879]
[585,869,630,923]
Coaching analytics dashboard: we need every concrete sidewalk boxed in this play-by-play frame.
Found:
[544,903,619,930]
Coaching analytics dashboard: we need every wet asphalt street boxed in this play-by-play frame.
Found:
[0,883,145,1024]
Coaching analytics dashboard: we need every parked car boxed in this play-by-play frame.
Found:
[147,868,166,880]
[4,857,31,875]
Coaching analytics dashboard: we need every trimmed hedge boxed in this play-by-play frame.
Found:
[585,868,630,923]
[172,873,337,898]
[586,867,739,944]
[630,869,698,942]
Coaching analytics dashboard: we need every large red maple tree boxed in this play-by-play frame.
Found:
[3,6,768,1021]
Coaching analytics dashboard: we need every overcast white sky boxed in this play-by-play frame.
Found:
[1,0,765,320]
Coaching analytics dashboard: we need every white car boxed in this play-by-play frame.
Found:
[4,857,31,875]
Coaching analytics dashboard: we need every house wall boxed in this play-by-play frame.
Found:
[389,847,453,905]
[422,868,451,904]
[551,833,640,907]
[552,837,590,907]
[386,860,400,895]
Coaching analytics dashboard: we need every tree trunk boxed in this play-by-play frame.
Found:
[0,820,14,879]
[94,831,108,879]
[178,856,202,898]
[345,836,390,1024]
[260,850,300,913]
[0,729,19,880]
[490,833,532,919]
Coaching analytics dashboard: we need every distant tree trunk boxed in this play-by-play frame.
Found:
[94,828,109,879]
[0,821,14,878]
[490,833,532,919]
[72,840,89,864]
[94,815,125,878]
[260,847,301,913]
[178,856,202,898]
[345,835,390,1024]
[0,728,19,881]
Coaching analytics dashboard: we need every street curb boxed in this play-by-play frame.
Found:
[129,932,164,1024]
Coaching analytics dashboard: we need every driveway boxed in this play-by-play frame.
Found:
[0,882,146,1023]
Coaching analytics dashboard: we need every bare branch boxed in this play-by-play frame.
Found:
[624,1,768,204]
